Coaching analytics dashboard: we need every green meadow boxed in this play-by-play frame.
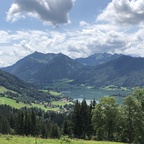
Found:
[0,86,8,93]
[0,97,30,109]
[0,97,59,111]
[0,135,126,144]
[39,90,61,97]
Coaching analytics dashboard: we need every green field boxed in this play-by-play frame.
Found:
[0,97,30,109]
[39,90,61,97]
[0,86,8,93]
[0,97,59,111]
[100,85,131,91]
[52,100,73,106]
[0,135,126,144]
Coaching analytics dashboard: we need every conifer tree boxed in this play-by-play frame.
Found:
[15,111,24,135]
[31,109,37,136]
[80,99,92,139]
[71,100,81,137]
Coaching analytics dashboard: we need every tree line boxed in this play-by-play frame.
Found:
[0,88,144,143]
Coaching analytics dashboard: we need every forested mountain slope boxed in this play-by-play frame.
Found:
[76,53,122,66]
[3,52,83,84]
[31,53,83,84]
[0,70,53,103]
[71,55,144,87]
[3,52,144,88]
[2,51,57,82]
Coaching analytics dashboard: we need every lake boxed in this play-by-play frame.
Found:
[61,88,132,104]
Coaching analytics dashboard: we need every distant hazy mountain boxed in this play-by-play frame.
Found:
[71,55,144,87]
[75,53,122,66]
[3,52,83,84]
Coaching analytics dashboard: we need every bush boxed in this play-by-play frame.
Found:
[60,136,71,143]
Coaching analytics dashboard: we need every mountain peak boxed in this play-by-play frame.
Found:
[76,52,122,66]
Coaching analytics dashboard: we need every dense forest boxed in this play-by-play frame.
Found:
[0,88,144,143]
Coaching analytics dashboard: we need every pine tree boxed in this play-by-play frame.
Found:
[41,122,48,139]
[15,111,24,135]
[71,100,81,138]
[63,119,73,136]
[80,99,92,139]
[31,109,37,136]
[50,123,60,138]
[1,116,10,134]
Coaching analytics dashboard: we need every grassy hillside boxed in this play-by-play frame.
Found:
[0,86,7,93]
[0,70,56,104]
[0,135,125,144]
[0,97,30,109]
[0,96,67,111]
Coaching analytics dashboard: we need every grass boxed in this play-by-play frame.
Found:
[49,90,61,96]
[52,100,72,106]
[100,85,131,91]
[65,79,74,83]
[86,86,94,89]
[0,97,31,109]
[39,90,61,97]
[32,103,59,111]
[0,86,8,93]
[0,97,59,111]
[0,135,126,144]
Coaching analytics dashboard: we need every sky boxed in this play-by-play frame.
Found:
[1,0,144,67]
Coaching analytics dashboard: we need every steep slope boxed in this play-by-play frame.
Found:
[2,51,57,82]
[75,53,122,66]
[71,55,144,87]
[0,69,31,90]
[31,53,83,84]
[2,52,83,85]
[0,70,52,103]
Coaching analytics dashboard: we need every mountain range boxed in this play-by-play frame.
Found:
[2,51,83,84]
[71,55,144,87]
[2,52,144,88]
[75,52,122,66]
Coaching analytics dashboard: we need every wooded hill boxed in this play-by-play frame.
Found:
[0,88,144,144]
[71,55,144,87]
[0,70,58,104]
[75,52,122,66]
[2,51,83,85]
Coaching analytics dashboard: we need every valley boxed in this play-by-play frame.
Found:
[0,52,139,109]
[61,86,132,104]
[0,52,143,144]
[2,0,144,143]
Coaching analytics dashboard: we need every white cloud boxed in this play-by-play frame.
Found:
[7,0,75,25]
[0,31,11,43]
[1,24,144,67]
[0,19,144,67]
[2,0,144,68]
[79,21,90,27]
[97,0,144,25]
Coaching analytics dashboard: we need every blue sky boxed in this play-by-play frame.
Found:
[0,0,144,67]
